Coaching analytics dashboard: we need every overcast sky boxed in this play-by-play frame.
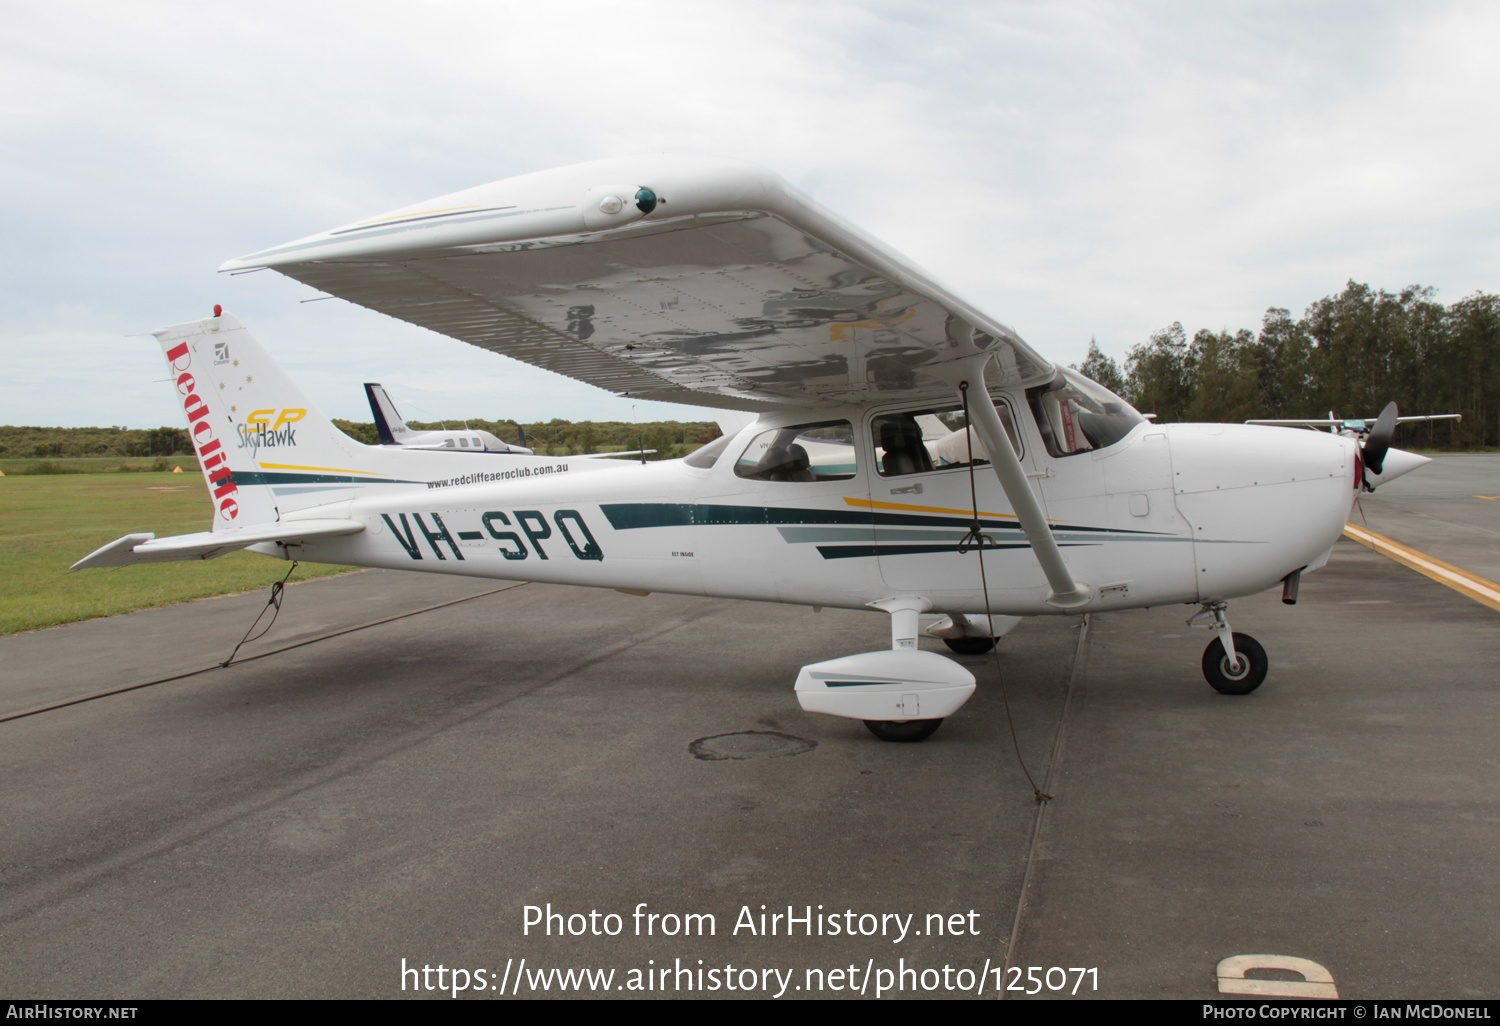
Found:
[4,1,1497,429]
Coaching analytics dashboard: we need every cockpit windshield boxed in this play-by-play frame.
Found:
[1026,369,1145,457]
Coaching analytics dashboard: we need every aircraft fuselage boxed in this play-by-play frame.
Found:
[274,403,1359,617]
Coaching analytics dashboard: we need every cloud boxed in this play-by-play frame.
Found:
[2,1,1495,425]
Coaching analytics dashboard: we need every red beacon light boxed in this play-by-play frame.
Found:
[213,304,222,317]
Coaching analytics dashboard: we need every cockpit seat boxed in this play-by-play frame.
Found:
[755,443,816,482]
[879,418,933,476]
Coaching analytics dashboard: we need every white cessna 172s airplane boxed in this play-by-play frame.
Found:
[75,155,1431,741]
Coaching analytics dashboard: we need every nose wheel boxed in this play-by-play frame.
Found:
[1202,633,1268,694]
[1190,603,1269,694]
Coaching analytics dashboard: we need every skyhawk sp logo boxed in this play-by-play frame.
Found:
[237,408,305,454]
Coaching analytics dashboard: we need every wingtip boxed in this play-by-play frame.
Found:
[71,532,156,570]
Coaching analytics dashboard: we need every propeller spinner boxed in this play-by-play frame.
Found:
[1361,401,1399,487]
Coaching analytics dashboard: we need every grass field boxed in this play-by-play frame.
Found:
[0,471,357,636]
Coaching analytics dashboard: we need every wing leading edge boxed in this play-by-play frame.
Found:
[221,155,1054,410]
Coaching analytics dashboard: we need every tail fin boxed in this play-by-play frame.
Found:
[364,382,411,445]
[155,310,371,529]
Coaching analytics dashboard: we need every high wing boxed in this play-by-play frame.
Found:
[1246,418,1348,429]
[220,155,1053,411]
[1391,414,1462,424]
[1247,415,1461,429]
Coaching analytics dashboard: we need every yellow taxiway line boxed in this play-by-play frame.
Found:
[1342,523,1500,613]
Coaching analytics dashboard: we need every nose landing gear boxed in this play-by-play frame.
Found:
[1189,603,1269,694]
[1202,632,1268,694]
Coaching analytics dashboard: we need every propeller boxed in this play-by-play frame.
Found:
[1362,401,1399,481]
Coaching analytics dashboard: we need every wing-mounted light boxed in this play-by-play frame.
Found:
[582,184,659,230]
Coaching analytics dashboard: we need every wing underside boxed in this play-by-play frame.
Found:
[227,156,1054,410]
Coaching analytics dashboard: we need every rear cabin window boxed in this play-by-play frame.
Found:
[734,421,857,482]
[872,399,1021,477]
[682,433,731,468]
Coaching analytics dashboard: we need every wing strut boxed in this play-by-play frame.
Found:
[954,358,1093,610]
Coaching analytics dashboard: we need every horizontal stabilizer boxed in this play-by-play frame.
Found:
[72,519,364,569]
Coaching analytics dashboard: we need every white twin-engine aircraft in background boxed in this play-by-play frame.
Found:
[363,381,663,460]
[76,155,1431,741]
[363,381,532,454]
[365,379,661,460]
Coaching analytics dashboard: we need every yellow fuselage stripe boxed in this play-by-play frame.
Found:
[845,496,1023,520]
[1343,523,1500,613]
[258,462,388,477]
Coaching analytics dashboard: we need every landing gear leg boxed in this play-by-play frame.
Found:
[1189,603,1268,695]
[860,596,945,742]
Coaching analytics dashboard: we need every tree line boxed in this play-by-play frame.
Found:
[1079,281,1499,449]
[7,280,1497,457]
[0,425,196,460]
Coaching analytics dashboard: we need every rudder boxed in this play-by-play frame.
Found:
[364,382,410,445]
[155,309,371,529]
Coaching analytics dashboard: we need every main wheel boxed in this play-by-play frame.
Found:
[864,719,943,742]
[943,637,996,656]
[1202,633,1268,694]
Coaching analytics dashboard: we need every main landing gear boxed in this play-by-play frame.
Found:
[929,611,1012,657]
[788,598,986,744]
[1189,603,1268,695]
[942,636,996,656]
[863,719,944,742]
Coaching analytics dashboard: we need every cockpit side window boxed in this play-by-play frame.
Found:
[734,420,857,482]
[1026,369,1145,458]
[872,398,1021,477]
